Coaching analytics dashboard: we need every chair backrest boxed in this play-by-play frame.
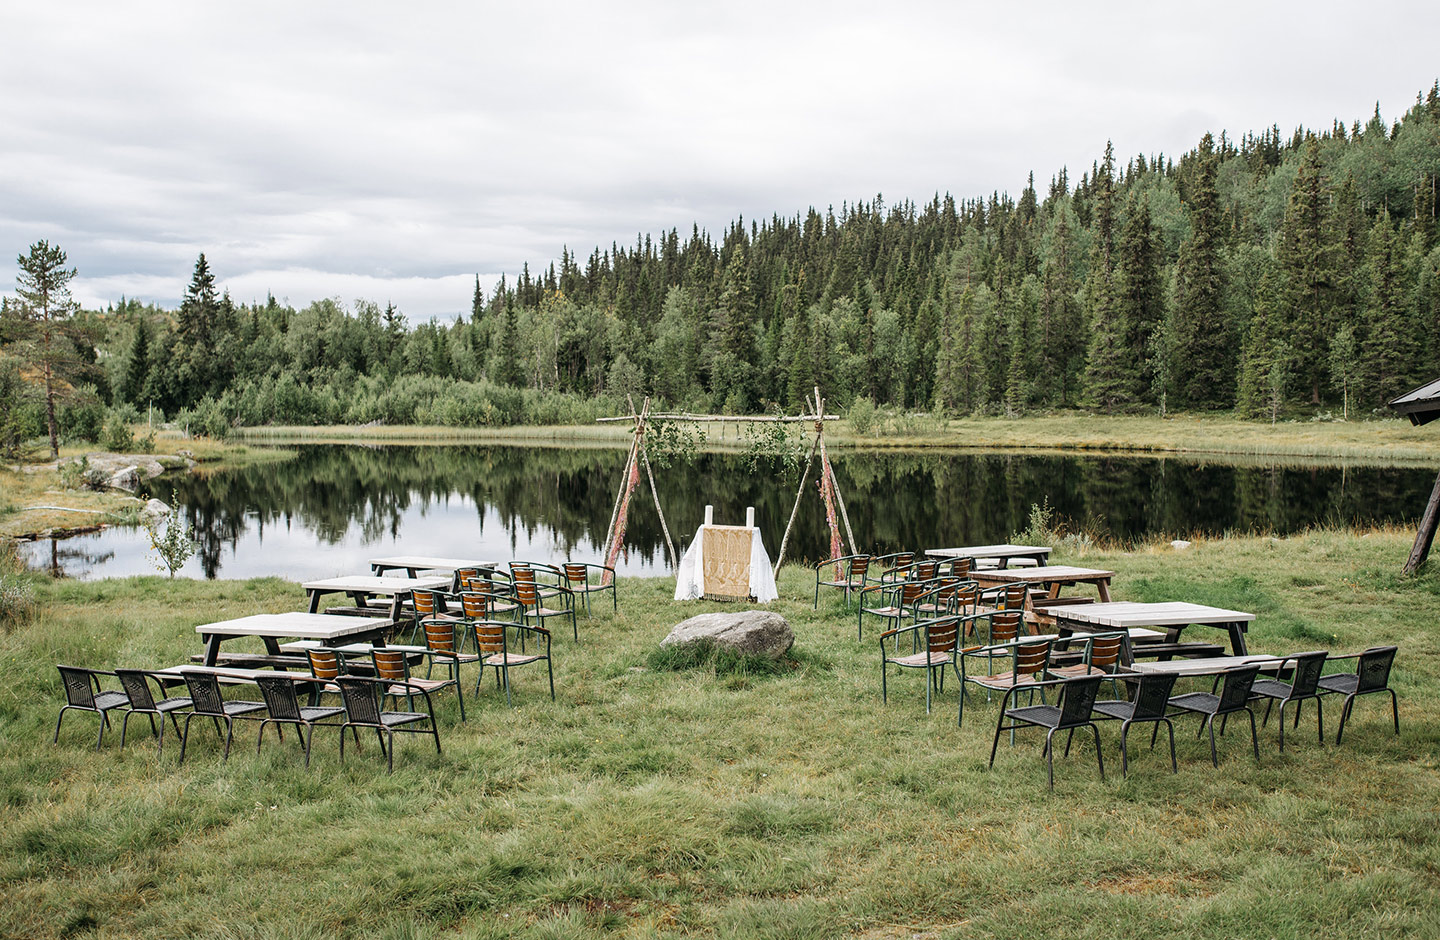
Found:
[1128,672,1178,720]
[306,648,342,681]
[914,561,938,580]
[424,619,458,654]
[1217,665,1262,712]
[899,582,928,606]
[473,620,507,656]
[924,617,960,654]
[848,556,871,582]
[1057,675,1103,726]
[563,563,589,587]
[371,649,409,683]
[114,668,158,710]
[1284,650,1329,697]
[1014,640,1051,679]
[952,582,980,613]
[411,590,441,617]
[255,674,303,722]
[57,665,99,708]
[887,552,914,570]
[990,610,1023,644]
[1356,646,1398,692]
[514,579,541,607]
[1000,582,1029,610]
[337,677,383,726]
[182,672,227,716]
[1085,633,1125,670]
[946,557,973,579]
[453,567,486,586]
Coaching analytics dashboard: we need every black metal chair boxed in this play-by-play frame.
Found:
[1166,665,1262,767]
[336,675,442,773]
[1249,650,1328,751]
[178,671,267,763]
[1091,672,1180,777]
[114,668,192,759]
[1318,646,1399,745]
[988,674,1106,791]
[254,674,345,768]
[814,553,871,608]
[879,615,963,714]
[53,665,128,750]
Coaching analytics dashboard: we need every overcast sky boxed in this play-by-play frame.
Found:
[2,1,1436,319]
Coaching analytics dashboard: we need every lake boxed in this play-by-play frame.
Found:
[20,443,1436,580]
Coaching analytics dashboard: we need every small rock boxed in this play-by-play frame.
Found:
[140,498,171,522]
[661,610,794,660]
[1170,539,1192,551]
[107,465,141,492]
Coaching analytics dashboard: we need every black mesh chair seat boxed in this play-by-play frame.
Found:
[379,711,429,727]
[54,665,130,750]
[115,668,193,759]
[1167,665,1261,767]
[989,674,1106,790]
[1316,646,1399,744]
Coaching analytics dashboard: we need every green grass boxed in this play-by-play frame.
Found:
[2,532,1439,938]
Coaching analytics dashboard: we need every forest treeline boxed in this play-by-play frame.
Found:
[5,85,1440,441]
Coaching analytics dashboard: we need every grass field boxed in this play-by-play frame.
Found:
[2,531,1439,939]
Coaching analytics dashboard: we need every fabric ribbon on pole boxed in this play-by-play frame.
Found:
[603,453,641,583]
[818,453,843,579]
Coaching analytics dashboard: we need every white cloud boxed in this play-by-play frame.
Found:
[2,1,1437,315]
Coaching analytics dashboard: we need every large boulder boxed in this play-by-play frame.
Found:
[661,610,794,660]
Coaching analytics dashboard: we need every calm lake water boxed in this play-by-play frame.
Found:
[20,443,1436,580]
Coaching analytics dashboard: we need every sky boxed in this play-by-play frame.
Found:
[2,1,1437,320]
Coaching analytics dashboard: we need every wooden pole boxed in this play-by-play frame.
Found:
[1403,469,1440,575]
[772,423,822,575]
[602,398,646,554]
[639,442,677,569]
[814,386,858,556]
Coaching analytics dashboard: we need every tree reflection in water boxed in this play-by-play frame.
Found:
[25,444,1435,580]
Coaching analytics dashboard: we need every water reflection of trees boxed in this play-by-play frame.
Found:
[150,445,1434,578]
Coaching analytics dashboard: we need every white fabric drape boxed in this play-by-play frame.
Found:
[674,526,777,603]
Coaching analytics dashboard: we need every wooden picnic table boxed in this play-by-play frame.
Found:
[1122,654,1285,678]
[302,575,451,620]
[368,556,499,590]
[194,612,394,667]
[925,544,1052,569]
[974,565,1115,602]
[1054,601,1256,656]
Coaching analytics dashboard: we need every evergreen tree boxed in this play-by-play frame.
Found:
[122,316,151,404]
[1115,190,1164,400]
[11,240,80,458]
[1273,137,1337,403]
[1358,209,1419,408]
[1081,143,1130,410]
[1171,134,1231,408]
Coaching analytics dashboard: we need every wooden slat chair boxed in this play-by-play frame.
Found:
[421,618,478,712]
[304,648,346,702]
[472,620,554,706]
[880,560,939,585]
[178,671,267,763]
[958,628,1052,729]
[988,674,1106,791]
[460,590,521,631]
[940,556,974,580]
[335,675,441,773]
[114,668,192,759]
[371,647,466,722]
[856,579,930,642]
[452,567,495,592]
[254,674,345,769]
[912,578,979,620]
[879,615,963,714]
[977,581,1032,615]
[514,574,578,642]
[53,665,128,750]
[813,554,871,608]
[1049,632,1127,698]
[562,562,618,615]
[1318,646,1400,745]
[865,552,914,585]
[407,588,462,644]
[510,562,569,605]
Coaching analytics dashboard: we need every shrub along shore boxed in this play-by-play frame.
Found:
[2,529,1437,938]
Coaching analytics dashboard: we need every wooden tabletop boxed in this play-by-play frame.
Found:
[1124,654,1284,677]
[194,612,392,640]
[302,575,451,594]
[1054,602,1256,627]
[369,556,497,573]
[975,565,1114,582]
[926,544,1051,560]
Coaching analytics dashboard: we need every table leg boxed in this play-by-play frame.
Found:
[202,633,222,667]
[261,636,284,668]
[308,590,322,614]
[1097,580,1112,602]
[1226,622,1248,656]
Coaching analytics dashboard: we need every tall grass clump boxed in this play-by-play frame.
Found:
[0,541,36,630]
[647,639,797,678]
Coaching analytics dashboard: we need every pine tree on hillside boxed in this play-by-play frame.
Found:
[1273,136,1338,403]
[1115,190,1164,401]
[1171,133,1232,408]
[1358,209,1420,408]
